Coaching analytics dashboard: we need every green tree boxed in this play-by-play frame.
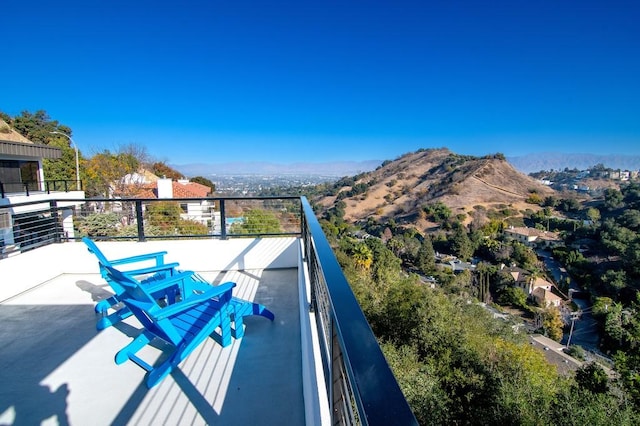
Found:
[542,307,564,341]
[146,201,182,231]
[190,176,215,193]
[75,212,121,237]
[449,223,473,260]
[601,269,627,297]
[575,362,609,394]
[85,149,140,197]
[232,208,282,234]
[586,207,601,224]
[5,110,82,184]
[351,242,374,270]
[498,286,528,308]
[604,188,625,210]
[416,237,436,274]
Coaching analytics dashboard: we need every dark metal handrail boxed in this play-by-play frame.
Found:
[301,196,418,425]
[0,179,82,198]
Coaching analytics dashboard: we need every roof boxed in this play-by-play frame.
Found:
[532,287,563,304]
[504,226,560,241]
[0,119,62,159]
[530,277,553,290]
[117,180,212,199]
[172,180,211,198]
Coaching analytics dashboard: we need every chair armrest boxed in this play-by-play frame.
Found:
[151,282,236,320]
[109,251,169,267]
[119,262,180,277]
[142,270,196,293]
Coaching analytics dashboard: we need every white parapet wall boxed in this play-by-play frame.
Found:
[0,237,298,302]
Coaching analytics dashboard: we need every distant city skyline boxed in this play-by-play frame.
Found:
[2,1,639,165]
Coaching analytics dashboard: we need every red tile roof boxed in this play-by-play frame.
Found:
[172,181,211,198]
[117,180,212,199]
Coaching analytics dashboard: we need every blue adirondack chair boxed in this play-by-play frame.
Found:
[102,265,275,388]
[82,237,182,330]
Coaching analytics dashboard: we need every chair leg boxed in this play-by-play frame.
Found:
[115,331,153,365]
[96,307,133,330]
[229,299,275,339]
[95,295,120,313]
[146,357,175,388]
[209,311,232,347]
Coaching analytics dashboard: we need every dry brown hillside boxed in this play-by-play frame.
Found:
[315,148,556,229]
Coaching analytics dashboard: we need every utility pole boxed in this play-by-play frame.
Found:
[566,311,580,348]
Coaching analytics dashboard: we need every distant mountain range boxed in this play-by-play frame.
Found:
[506,152,640,174]
[173,153,640,178]
[173,160,382,177]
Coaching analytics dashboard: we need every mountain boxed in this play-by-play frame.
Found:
[315,148,556,227]
[172,160,382,177]
[173,152,640,178]
[507,152,640,174]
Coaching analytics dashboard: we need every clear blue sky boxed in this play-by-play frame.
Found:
[2,0,639,165]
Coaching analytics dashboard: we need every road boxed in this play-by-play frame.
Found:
[537,250,602,354]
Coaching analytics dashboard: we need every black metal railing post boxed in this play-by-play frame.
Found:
[50,200,61,243]
[135,200,145,242]
[220,199,227,240]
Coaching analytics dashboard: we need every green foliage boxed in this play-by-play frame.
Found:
[604,188,625,210]
[145,201,208,236]
[75,213,121,237]
[85,149,140,197]
[541,307,564,341]
[592,297,615,317]
[510,241,539,269]
[4,110,82,184]
[177,219,209,235]
[565,344,586,361]
[416,237,436,274]
[575,362,609,394]
[498,286,528,309]
[381,343,448,425]
[10,110,70,144]
[422,202,452,223]
[526,192,543,205]
[449,223,473,260]
[231,208,282,234]
[146,201,182,231]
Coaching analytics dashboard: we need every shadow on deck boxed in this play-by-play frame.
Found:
[0,268,303,425]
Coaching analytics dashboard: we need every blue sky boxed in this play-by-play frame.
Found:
[2,0,639,166]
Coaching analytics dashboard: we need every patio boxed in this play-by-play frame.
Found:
[0,239,306,425]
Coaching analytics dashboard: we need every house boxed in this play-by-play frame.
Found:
[117,174,215,226]
[502,264,565,307]
[503,226,561,248]
[532,287,563,307]
[0,120,84,255]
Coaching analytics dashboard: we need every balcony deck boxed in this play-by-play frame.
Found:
[0,239,312,425]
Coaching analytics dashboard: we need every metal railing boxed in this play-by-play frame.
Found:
[0,195,417,425]
[301,199,418,425]
[0,179,82,198]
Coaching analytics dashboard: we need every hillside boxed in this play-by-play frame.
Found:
[315,148,556,228]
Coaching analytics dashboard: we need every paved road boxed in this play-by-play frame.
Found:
[537,250,602,354]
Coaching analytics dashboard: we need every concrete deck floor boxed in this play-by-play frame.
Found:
[0,267,304,425]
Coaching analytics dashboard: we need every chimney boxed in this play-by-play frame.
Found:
[157,178,173,199]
